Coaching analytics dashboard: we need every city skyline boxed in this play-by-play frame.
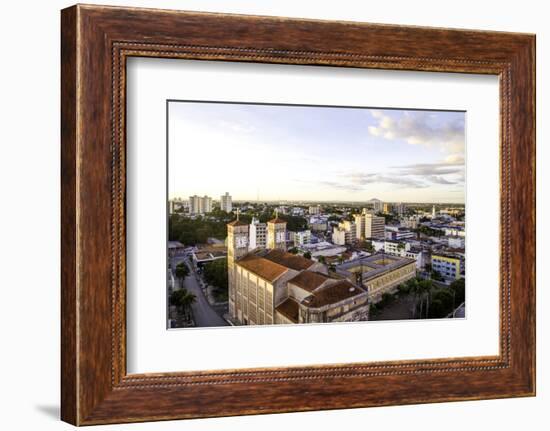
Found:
[168,101,466,203]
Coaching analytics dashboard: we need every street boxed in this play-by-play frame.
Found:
[170,255,228,327]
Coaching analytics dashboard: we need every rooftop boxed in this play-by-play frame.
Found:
[275,298,300,323]
[264,249,314,272]
[237,254,289,282]
[268,217,287,224]
[302,280,366,308]
[288,271,330,292]
[227,219,248,227]
[336,253,415,282]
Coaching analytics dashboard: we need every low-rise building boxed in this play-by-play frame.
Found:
[336,253,416,303]
[294,230,312,246]
[431,253,462,280]
[309,205,321,215]
[446,235,465,248]
[384,240,411,256]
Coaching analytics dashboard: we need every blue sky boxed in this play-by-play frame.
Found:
[168,101,465,203]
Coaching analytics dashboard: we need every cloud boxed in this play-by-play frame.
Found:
[349,173,429,189]
[391,156,465,177]
[368,110,465,154]
[323,154,465,193]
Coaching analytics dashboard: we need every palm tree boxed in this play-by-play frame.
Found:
[407,278,420,318]
[418,279,433,318]
[175,262,189,287]
[170,288,196,320]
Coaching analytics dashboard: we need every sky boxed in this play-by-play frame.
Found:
[168,101,465,204]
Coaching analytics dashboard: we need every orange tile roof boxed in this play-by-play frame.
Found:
[303,280,366,308]
[288,271,330,292]
[275,298,299,323]
[227,219,248,227]
[237,254,288,282]
[264,249,314,271]
[268,217,287,224]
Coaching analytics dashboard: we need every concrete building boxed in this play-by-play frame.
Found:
[336,253,416,303]
[401,216,420,229]
[227,218,369,325]
[249,217,267,251]
[431,253,462,281]
[371,199,384,213]
[385,226,416,241]
[384,240,411,256]
[383,203,393,214]
[405,248,429,270]
[220,192,232,213]
[189,195,212,214]
[309,221,328,232]
[355,209,385,240]
[294,230,312,246]
[267,214,287,250]
[447,235,465,248]
[332,220,356,245]
[309,205,321,215]
[395,202,406,216]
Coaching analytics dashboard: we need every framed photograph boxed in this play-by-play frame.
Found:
[61,4,536,425]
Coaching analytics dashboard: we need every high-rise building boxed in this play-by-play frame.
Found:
[432,205,437,218]
[354,209,385,240]
[383,203,393,214]
[372,199,384,214]
[188,195,212,214]
[249,217,267,250]
[220,192,232,213]
[364,211,385,239]
[332,220,356,245]
[395,202,406,216]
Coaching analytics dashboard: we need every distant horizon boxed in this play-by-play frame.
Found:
[169,101,466,204]
[170,196,465,206]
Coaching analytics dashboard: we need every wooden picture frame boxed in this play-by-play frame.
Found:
[61,4,536,425]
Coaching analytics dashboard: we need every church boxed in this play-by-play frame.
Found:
[227,214,370,326]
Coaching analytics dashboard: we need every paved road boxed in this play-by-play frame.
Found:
[171,255,228,327]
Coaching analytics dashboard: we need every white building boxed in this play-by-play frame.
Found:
[384,240,411,256]
[447,235,465,248]
[444,227,466,237]
[189,195,212,214]
[404,248,427,269]
[371,199,384,213]
[309,205,321,215]
[332,220,356,245]
[332,228,346,246]
[249,217,267,251]
[294,230,312,246]
[401,216,420,229]
[220,192,232,213]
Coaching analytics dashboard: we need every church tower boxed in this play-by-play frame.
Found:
[267,211,287,250]
[227,210,249,318]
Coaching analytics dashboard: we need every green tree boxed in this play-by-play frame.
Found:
[175,262,189,284]
[303,251,312,259]
[203,259,228,291]
[418,279,433,318]
[170,288,196,320]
